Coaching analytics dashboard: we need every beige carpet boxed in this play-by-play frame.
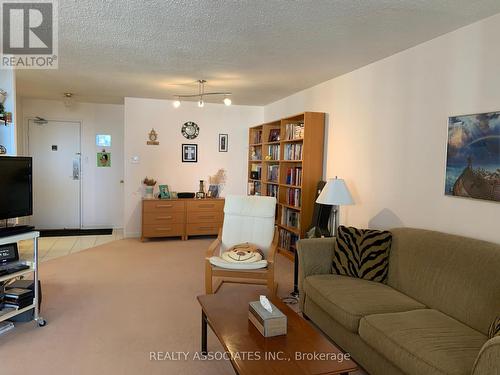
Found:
[0,238,297,375]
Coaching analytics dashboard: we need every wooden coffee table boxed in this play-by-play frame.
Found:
[197,288,359,375]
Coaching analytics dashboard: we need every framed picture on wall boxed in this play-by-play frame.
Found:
[219,134,228,152]
[182,144,198,162]
[445,110,500,202]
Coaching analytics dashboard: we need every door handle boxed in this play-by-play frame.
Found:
[72,158,80,180]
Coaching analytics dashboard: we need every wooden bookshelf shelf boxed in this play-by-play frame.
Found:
[247,112,325,260]
[280,203,301,211]
[278,224,300,235]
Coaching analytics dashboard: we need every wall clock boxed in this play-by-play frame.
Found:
[182,121,199,140]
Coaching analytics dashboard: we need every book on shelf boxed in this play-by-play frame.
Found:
[285,167,302,186]
[286,188,301,207]
[284,143,303,160]
[279,228,299,252]
[284,122,304,140]
[267,165,279,183]
[281,207,300,229]
[252,130,262,144]
[250,164,262,180]
[267,145,280,160]
[268,129,280,142]
[250,146,262,160]
[267,184,278,198]
[248,181,261,196]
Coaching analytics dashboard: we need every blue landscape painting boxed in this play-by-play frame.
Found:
[445,111,500,202]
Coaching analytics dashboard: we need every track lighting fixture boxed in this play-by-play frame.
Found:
[173,80,232,108]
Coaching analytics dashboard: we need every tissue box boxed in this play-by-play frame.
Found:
[248,300,287,337]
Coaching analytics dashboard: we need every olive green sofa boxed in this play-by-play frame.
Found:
[297,228,500,375]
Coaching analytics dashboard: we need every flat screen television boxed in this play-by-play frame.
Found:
[0,156,33,220]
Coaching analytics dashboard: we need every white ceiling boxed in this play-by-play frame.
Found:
[16,0,500,106]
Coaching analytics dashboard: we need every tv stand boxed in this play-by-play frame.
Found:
[0,230,46,327]
[0,225,35,238]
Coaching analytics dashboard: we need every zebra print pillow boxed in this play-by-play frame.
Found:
[489,317,500,339]
[332,226,392,283]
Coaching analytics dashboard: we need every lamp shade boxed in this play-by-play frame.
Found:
[316,178,353,205]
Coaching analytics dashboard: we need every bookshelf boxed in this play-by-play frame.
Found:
[247,112,325,261]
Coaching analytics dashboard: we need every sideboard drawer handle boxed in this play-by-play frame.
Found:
[157,216,173,220]
[198,226,214,230]
[199,204,215,208]
[157,204,173,208]
[155,228,172,231]
[199,215,215,219]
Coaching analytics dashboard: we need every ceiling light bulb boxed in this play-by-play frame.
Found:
[223,97,232,106]
[173,100,181,108]
[198,99,204,108]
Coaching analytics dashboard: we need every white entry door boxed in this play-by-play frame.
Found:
[28,120,81,229]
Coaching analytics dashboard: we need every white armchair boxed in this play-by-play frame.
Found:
[205,195,278,294]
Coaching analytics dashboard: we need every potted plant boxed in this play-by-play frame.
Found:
[143,177,157,199]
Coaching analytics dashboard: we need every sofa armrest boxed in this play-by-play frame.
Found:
[296,238,335,310]
[471,336,500,375]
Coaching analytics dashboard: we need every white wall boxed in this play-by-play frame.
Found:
[124,98,263,237]
[264,13,500,244]
[0,70,16,155]
[20,99,124,229]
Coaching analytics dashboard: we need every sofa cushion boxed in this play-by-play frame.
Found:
[387,228,500,336]
[359,309,488,375]
[333,226,392,282]
[303,274,425,333]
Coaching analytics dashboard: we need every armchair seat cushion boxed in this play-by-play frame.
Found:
[304,274,426,332]
[209,256,268,270]
[359,309,488,375]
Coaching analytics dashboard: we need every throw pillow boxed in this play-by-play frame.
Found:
[221,243,264,263]
[489,317,500,339]
[332,226,392,283]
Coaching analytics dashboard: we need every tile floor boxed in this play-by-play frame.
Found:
[17,229,124,262]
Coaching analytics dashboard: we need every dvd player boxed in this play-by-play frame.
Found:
[0,264,30,277]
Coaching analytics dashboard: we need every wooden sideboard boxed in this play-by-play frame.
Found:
[141,198,224,241]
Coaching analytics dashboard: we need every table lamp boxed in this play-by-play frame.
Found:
[316,177,353,236]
